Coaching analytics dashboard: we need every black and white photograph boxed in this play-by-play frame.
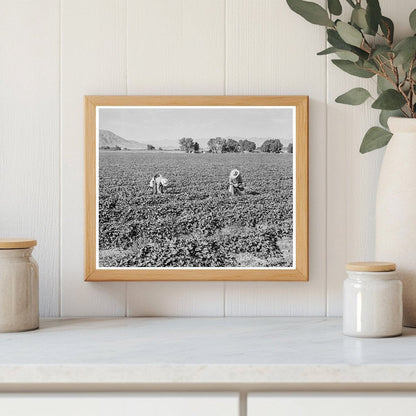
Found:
[97,105,296,269]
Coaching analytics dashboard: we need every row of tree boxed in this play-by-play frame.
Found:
[179,138,200,153]
[179,137,292,154]
[147,144,164,151]
[206,137,257,153]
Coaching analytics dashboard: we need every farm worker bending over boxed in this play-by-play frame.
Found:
[149,173,168,195]
[229,169,244,196]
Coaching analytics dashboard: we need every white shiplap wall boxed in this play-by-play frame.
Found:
[0,0,60,317]
[1,0,412,317]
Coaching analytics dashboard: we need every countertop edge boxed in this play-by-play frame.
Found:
[1,364,416,385]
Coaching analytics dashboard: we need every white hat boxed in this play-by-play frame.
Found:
[230,169,240,179]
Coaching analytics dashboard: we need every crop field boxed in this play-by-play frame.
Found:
[99,151,293,268]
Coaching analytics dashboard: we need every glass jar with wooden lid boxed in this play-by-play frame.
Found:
[0,239,38,332]
[343,262,402,338]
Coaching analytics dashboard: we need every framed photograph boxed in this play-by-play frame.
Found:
[85,96,308,281]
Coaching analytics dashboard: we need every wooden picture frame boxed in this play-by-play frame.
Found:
[85,96,308,281]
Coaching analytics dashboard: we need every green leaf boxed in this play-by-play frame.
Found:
[360,127,392,153]
[362,59,379,71]
[377,68,404,93]
[351,7,369,32]
[410,9,416,32]
[332,59,375,78]
[335,50,359,62]
[317,46,338,55]
[366,0,382,34]
[380,16,394,43]
[328,0,342,16]
[317,46,359,61]
[393,36,416,67]
[287,0,334,26]
[336,21,363,47]
[372,45,391,58]
[372,89,406,110]
[327,28,350,49]
[379,110,403,129]
[377,76,392,94]
[327,29,369,60]
[335,87,371,105]
[346,0,356,6]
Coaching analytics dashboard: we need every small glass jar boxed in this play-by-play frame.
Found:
[343,262,402,338]
[0,239,39,332]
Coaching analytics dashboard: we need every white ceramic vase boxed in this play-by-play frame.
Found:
[375,117,416,327]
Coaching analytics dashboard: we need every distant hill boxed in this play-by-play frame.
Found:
[99,130,147,149]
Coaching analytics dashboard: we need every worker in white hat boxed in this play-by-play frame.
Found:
[149,173,168,194]
[228,169,244,196]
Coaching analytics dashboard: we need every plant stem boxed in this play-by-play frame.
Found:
[408,57,416,117]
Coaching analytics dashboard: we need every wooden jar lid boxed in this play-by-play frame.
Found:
[0,239,37,249]
[346,261,396,272]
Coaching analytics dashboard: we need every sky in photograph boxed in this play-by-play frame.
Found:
[99,106,294,149]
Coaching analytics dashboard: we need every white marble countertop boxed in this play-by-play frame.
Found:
[0,317,416,389]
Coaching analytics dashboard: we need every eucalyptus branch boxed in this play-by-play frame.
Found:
[362,37,372,53]
[376,58,399,89]
[287,0,416,152]
[408,57,416,117]
[391,60,400,86]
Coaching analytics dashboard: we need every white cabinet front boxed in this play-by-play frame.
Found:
[0,393,239,416]
[248,393,416,416]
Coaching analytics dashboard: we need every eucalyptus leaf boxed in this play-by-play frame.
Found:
[317,46,358,61]
[372,89,406,110]
[360,127,392,153]
[317,46,338,55]
[378,67,404,88]
[380,16,394,43]
[287,0,334,27]
[372,45,391,58]
[336,50,359,62]
[336,21,363,47]
[351,7,369,32]
[328,0,342,16]
[366,0,382,34]
[345,0,355,7]
[327,28,351,49]
[350,45,369,60]
[332,59,375,78]
[393,36,416,66]
[335,87,371,105]
[327,29,368,59]
[379,110,403,129]
[362,59,379,72]
[410,9,416,32]
[394,36,416,51]
[377,76,392,94]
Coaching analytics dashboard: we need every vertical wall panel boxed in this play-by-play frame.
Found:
[127,0,226,95]
[61,0,127,316]
[0,0,60,316]
[224,0,327,315]
[326,0,415,316]
[126,0,226,316]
